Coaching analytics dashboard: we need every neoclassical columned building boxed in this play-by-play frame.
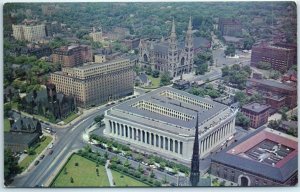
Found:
[103,87,237,163]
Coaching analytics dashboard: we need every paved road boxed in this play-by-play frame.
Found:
[10,106,110,187]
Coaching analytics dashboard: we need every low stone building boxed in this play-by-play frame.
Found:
[211,127,298,186]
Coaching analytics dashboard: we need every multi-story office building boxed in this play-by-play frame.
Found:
[241,103,270,128]
[218,18,242,37]
[246,77,297,110]
[251,43,296,72]
[50,58,134,108]
[52,45,93,68]
[12,24,46,42]
[103,87,237,163]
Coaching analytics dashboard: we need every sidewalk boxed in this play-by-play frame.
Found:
[18,135,54,176]
[105,160,115,187]
[44,149,79,187]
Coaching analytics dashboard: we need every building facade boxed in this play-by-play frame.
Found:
[103,87,237,163]
[12,24,46,42]
[50,58,134,108]
[211,127,298,186]
[251,43,296,72]
[139,18,194,77]
[218,18,242,37]
[52,45,93,68]
[241,102,270,128]
[246,78,297,110]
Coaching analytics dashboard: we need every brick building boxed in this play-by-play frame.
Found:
[211,127,298,186]
[50,58,134,108]
[246,78,297,110]
[251,43,296,72]
[52,45,92,68]
[121,38,140,50]
[241,102,270,128]
[218,18,242,37]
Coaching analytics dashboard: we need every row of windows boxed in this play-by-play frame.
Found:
[132,100,193,121]
[160,90,213,109]
[109,120,183,155]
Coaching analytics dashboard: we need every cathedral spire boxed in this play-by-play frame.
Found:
[190,113,200,186]
[170,17,176,38]
[188,16,192,30]
[139,39,143,47]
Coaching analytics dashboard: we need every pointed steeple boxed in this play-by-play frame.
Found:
[190,113,200,186]
[170,17,176,38]
[188,16,192,31]
[139,39,143,47]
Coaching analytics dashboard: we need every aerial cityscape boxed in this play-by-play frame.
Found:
[3,2,298,188]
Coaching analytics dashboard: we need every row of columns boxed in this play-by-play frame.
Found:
[200,119,235,154]
[108,120,183,155]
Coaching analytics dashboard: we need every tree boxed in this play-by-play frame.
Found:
[224,44,235,57]
[64,167,68,175]
[4,103,12,117]
[159,162,166,170]
[235,112,250,128]
[4,149,21,185]
[243,37,255,50]
[268,120,281,130]
[269,70,281,80]
[124,159,131,167]
[94,114,104,127]
[234,91,247,106]
[70,177,74,183]
[152,70,160,78]
[221,66,230,77]
[150,170,155,178]
[195,63,208,75]
[145,66,152,75]
[160,71,171,86]
[28,147,36,155]
[256,61,271,70]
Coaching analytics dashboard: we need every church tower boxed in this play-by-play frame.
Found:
[168,18,179,77]
[149,42,155,70]
[185,16,194,73]
[190,113,200,186]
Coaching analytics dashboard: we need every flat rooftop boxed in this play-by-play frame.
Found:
[242,102,270,113]
[248,78,296,91]
[111,87,229,129]
[212,127,298,182]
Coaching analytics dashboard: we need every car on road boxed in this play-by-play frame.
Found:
[48,143,53,149]
[39,155,45,160]
[48,150,53,155]
[34,161,40,166]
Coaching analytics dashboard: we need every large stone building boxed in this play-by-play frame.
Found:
[251,43,296,72]
[52,45,93,68]
[12,23,46,42]
[241,102,270,128]
[211,127,298,186]
[139,18,194,77]
[246,77,297,110]
[103,87,237,163]
[218,18,242,37]
[20,84,75,121]
[50,58,134,108]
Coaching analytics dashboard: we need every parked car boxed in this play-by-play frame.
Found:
[48,150,53,155]
[39,155,45,160]
[34,161,40,166]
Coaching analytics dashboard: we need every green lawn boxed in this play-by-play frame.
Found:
[33,114,51,123]
[145,75,161,89]
[4,118,10,132]
[63,112,80,124]
[19,136,52,170]
[51,154,110,187]
[111,170,149,187]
